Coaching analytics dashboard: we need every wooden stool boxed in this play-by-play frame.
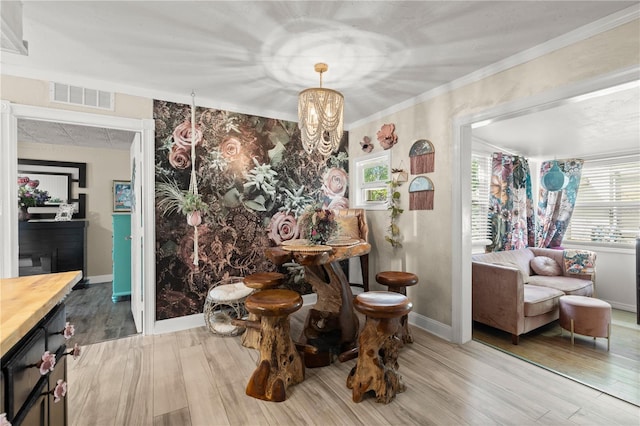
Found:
[240,272,285,349]
[375,271,418,344]
[244,289,304,402]
[346,291,412,404]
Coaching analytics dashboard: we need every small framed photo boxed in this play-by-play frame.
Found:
[54,203,75,221]
[113,180,132,212]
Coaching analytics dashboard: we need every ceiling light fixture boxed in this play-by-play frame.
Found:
[298,63,344,156]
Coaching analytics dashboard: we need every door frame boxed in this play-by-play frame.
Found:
[0,101,155,336]
[450,66,640,344]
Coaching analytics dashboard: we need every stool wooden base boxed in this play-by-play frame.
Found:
[375,271,418,344]
[346,291,412,404]
[241,272,285,350]
[245,289,304,402]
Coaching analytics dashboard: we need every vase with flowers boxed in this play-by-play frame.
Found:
[18,176,51,221]
[299,205,338,245]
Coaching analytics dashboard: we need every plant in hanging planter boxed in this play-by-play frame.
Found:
[385,178,404,248]
[156,179,209,225]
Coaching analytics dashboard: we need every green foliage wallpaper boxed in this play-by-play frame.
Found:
[154,100,349,320]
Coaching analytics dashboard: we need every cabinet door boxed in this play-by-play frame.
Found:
[112,214,132,302]
[16,381,47,426]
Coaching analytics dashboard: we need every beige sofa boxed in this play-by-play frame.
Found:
[472,247,595,344]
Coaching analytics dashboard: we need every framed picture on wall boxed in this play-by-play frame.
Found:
[113,180,132,212]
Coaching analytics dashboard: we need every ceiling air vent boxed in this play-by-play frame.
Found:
[50,82,114,110]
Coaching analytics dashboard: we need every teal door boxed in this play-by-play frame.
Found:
[112,214,132,302]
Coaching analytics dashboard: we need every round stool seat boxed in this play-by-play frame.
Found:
[375,271,418,289]
[559,295,611,338]
[354,291,412,319]
[246,289,302,317]
[204,278,254,336]
[244,272,285,290]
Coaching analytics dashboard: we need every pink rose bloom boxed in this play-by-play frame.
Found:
[326,196,349,210]
[268,212,299,245]
[169,145,191,169]
[18,176,30,186]
[377,123,398,150]
[322,167,348,199]
[26,179,40,189]
[172,120,203,150]
[39,351,56,375]
[53,379,67,403]
[70,343,81,360]
[220,136,243,160]
[63,322,75,339]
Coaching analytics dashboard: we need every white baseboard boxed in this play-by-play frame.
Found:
[606,300,637,313]
[409,311,452,342]
[153,313,205,335]
[86,274,112,284]
[151,289,454,343]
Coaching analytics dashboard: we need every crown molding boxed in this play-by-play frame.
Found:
[348,4,640,130]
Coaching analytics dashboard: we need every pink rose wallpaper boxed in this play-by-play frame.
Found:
[154,100,348,320]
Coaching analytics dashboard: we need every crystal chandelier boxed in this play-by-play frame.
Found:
[298,63,344,156]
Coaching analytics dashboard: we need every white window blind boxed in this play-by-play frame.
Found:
[471,153,492,242]
[566,155,640,246]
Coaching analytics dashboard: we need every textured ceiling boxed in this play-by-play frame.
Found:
[4,1,639,153]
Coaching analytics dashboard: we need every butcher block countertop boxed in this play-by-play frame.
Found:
[0,271,81,358]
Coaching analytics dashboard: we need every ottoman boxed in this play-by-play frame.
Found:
[559,295,611,350]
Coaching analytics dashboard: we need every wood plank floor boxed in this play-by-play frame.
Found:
[68,304,640,426]
[473,309,640,406]
[65,282,138,346]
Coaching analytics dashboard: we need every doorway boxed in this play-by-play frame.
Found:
[452,67,640,404]
[0,101,155,336]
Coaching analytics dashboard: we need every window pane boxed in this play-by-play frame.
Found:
[365,188,388,202]
[363,164,389,183]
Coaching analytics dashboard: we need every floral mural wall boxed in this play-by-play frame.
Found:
[154,100,349,320]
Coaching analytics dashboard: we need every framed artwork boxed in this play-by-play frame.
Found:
[113,180,132,212]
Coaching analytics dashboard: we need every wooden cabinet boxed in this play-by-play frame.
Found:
[1,304,67,426]
[18,220,87,283]
[112,214,131,302]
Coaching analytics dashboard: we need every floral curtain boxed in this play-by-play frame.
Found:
[536,159,583,248]
[486,153,534,252]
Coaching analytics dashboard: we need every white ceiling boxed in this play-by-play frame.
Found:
[3,1,639,154]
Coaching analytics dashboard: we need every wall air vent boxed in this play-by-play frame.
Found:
[50,82,114,110]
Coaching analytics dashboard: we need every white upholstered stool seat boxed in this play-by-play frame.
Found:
[204,278,254,336]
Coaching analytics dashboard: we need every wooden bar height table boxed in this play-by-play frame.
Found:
[266,241,371,368]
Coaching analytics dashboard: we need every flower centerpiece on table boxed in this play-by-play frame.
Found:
[18,177,51,207]
[299,205,338,245]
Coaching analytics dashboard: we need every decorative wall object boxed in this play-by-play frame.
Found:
[112,180,132,212]
[360,136,373,153]
[409,176,434,210]
[376,123,398,150]
[409,139,435,174]
[18,159,87,218]
[154,99,348,320]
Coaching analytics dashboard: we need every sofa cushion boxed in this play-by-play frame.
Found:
[524,285,564,317]
[530,256,562,276]
[472,249,534,283]
[527,275,593,296]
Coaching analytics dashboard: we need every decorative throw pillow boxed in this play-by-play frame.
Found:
[530,256,562,276]
[334,216,361,240]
